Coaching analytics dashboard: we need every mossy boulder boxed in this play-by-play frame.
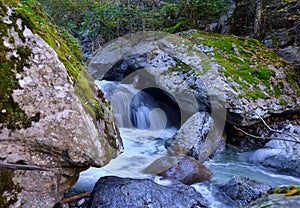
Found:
[0,0,123,207]
[229,0,300,72]
[88,30,299,127]
[246,186,300,208]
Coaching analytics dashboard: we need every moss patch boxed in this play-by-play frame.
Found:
[1,0,111,132]
[0,7,41,130]
[0,168,20,207]
[268,186,300,196]
[179,31,299,101]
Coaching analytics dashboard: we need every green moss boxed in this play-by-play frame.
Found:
[179,31,296,101]
[280,99,288,105]
[268,186,300,196]
[16,46,31,72]
[274,85,283,97]
[8,36,14,44]
[0,0,111,131]
[0,168,20,207]
[164,20,191,34]
[252,69,274,80]
[0,0,7,16]
[167,59,192,74]
[3,0,82,81]
[244,89,266,101]
[0,9,40,130]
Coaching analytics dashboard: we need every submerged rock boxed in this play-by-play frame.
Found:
[143,155,211,185]
[0,1,122,207]
[217,176,271,206]
[88,176,208,208]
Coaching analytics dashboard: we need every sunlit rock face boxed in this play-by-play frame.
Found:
[0,1,122,207]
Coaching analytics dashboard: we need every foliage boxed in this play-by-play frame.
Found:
[38,0,231,43]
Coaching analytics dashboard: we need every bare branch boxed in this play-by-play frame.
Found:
[0,162,50,171]
[60,192,91,204]
[233,126,300,144]
[256,114,299,141]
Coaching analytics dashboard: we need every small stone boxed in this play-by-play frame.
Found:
[76,198,85,207]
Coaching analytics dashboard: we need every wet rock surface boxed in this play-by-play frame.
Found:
[88,176,208,208]
[217,176,271,206]
[144,155,211,185]
[251,123,300,175]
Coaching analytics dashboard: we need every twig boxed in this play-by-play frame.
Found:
[60,192,92,204]
[257,114,299,141]
[233,126,300,144]
[0,162,50,171]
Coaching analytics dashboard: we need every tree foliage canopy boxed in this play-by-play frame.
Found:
[38,0,230,43]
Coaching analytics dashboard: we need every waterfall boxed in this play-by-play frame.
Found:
[95,80,169,131]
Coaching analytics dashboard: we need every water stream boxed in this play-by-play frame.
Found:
[70,80,300,207]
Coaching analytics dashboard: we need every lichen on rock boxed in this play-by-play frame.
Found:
[0,0,123,207]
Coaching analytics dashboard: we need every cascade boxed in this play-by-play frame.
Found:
[96,80,179,131]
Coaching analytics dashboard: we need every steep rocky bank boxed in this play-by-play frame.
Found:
[222,0,300,75]
[0,1,122,207]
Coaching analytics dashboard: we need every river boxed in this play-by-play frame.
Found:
[69,80,300,207]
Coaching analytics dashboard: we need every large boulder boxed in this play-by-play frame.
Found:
[165,112,224,162]
[0,1,122,207]
[88,176,208,208]
[87,30,299,127]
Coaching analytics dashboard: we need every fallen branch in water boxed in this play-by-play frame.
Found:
[233,126,300,144]
[0,162,50,171]
[60,192,91,204]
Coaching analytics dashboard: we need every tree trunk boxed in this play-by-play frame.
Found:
[253,0,262,38]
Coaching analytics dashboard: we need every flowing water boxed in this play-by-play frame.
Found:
[70,80,300,207]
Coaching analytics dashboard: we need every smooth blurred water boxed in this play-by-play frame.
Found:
[70,128,300,196]
[69,127,175,193]
[68,80,300,207]
[204,150,300,187]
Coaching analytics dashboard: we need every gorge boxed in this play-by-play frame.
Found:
[68,30,300,207]
[0,1,299,208]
